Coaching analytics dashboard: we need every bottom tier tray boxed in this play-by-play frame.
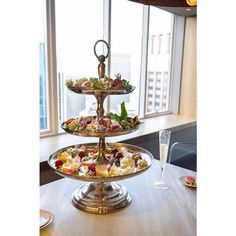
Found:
[48,143,153,214]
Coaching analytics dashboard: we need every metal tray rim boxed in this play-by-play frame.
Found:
[48,142,153,182]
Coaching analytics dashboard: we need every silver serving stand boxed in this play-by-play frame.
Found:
[48,40,154,214]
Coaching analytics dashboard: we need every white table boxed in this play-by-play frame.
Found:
[40,160,196,236]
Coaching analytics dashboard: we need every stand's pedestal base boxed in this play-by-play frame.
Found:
[72,182,132,214]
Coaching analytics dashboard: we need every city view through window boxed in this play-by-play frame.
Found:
[110,0,143,116]
[39,0,48,131]
[55,0,103,130]
[39,0,173,132]
[146,7,173,114]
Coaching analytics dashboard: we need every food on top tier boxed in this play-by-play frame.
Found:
[54,145,149,177]
[65,73,131,90]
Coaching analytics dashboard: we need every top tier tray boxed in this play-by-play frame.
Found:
[66,85,135,95]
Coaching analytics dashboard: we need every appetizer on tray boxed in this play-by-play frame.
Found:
[65,73,132,91]
[62,102,141,133]
[54,144,149,177]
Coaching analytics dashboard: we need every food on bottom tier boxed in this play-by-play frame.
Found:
[54,145,149,177]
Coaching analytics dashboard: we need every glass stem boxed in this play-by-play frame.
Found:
[160,166,164,184]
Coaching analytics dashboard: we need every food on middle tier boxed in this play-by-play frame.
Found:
[65,73,131,90]
[62,102,140,133]
[62,115,139,133]
[54,145,149,177]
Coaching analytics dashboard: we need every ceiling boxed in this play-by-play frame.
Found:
[128,0,197,16]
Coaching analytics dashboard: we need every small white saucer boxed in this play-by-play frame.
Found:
[40,209,54,229]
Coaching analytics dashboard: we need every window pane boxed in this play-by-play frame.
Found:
[55,0,103,128]
[39,0,49,131]
[110,0,143,117]
[146,7,173,115]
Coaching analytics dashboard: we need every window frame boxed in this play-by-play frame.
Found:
[142,10,185,119]
[40,0,185,137]
[40,0,58,137]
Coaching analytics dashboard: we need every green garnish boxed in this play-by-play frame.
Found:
[108,101,128,123]
[120,101,128,121]
[115,73,122,80]
[89,77,98,84]
[65,79,74,87]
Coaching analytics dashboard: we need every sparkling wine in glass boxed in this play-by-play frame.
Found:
[154,129,171,190]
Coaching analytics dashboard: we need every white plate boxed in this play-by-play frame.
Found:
[40,209,54,229]
[179,176,197,188]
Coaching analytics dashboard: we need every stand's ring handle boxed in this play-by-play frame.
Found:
[94,40,110,59]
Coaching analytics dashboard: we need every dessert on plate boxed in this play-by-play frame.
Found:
[184,176,197,186]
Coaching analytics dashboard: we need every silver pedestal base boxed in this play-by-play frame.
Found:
[72,182,132,214]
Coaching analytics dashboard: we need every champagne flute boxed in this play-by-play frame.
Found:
[154,129,171,189]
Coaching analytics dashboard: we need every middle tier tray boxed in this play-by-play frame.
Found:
[61,116,142,137]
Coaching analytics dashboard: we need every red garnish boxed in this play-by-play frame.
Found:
[90,148,98,154]
[78,151,85,158]
[113,79,122,88]
[65,169,76,174]
[55,160,64,168]
[115,152,123,159]
[110,124,121,131]
[88,163,96,172]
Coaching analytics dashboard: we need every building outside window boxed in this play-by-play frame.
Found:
[110,0,143,116]
[55,0,103,131]
[146,6,173,115]
[39,0,49,132]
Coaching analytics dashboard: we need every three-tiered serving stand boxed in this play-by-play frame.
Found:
[48,40,154,214]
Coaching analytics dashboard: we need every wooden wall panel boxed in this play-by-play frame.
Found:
[179,17,197,117]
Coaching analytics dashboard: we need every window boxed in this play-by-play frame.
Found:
[150,35,156,55]
[110,0,143,116]
[166,33,171,54]
[158,34,163,55]
[39,0,49,132]
[40,0,184,136]
[55,0,103,131]
[145,7,173,115]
